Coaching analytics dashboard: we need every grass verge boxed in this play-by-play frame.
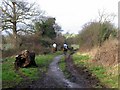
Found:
[2,51,62,88]
[73,53,118,88]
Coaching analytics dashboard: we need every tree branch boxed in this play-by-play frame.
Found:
[0,7,12,18]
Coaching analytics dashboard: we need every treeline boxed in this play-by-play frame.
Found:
[65,11,117,51]
[78,21,117,51]
[1,0,65,57]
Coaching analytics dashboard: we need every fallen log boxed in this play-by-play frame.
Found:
[14,50,38,70]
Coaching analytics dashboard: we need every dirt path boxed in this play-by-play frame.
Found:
[28,55,82,88]
[45,55,82,88]
[65,55,105,88]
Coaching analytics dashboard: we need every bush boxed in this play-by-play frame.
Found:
[2,48,21,58]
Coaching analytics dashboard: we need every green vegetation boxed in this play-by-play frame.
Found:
[2,57,23,88]
[73,54,90,67]
[2,52,62,88]
[0,63,2,80]
[73,53,118,88]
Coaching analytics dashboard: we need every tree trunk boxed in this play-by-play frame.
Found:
[12,1,18,49]
[13,25,18,48]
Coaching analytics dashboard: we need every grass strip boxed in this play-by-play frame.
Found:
[58,56,71,79]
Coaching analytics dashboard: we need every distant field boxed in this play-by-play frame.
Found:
[71,44,79,50]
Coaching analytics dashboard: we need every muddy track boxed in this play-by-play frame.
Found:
[65,54,106,88]
[14,54,106,88]
[27,55,81,88]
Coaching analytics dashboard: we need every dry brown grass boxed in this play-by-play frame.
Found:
[94,38,118,67]
[79,38,118,76]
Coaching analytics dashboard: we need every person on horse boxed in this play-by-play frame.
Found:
[52,42,57,53]
[63,42,68,55]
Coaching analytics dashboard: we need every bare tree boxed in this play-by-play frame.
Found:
[97,9,116,46]
[0,0,43,48]
[98,9,116,23]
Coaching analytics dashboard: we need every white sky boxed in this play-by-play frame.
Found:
[27,0,119,34]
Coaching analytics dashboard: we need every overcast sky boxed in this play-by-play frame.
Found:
[23,0,119,34]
